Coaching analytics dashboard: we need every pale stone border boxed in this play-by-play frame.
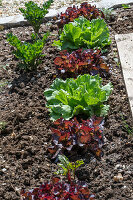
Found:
[115,33,133,118]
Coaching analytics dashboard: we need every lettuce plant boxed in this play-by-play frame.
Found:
[53,16,111,51]
[49,116,104,159]
[54,49,109,77]
[7,32,49,71]
[19,0,53,34]
[21,156,94,200]
[21,176,95,200]
[44,74,113,121]
[57,2,104,28]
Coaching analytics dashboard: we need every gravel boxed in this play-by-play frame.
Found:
[0,0,101,17]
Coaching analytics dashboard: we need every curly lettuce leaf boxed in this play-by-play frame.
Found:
[53,16,111,51]
[44,74,113,121]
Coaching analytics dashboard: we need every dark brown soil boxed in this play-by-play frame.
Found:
[0,5,133,200]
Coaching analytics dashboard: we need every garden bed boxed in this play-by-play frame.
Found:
[0,5,133,200]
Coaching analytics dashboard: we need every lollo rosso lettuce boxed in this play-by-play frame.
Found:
[44,74,113,121]
[21,177,95,200]
[54,49,110,77]
[53,16,111,51]
[57,2,104,28]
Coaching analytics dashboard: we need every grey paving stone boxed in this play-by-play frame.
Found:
[115,33,133,118]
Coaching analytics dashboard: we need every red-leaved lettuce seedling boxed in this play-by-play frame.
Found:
[54,49,109,77]
[57,2,104,28]
[49,117,104,159]
[21,155,95,199]
[21,176,95,200]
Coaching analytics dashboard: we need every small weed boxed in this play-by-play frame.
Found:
[0,122,7,131]
[101,8,113,21]
[113,57,120,67]
[120,114,133,135]
[123,123,133,135]
[113,51,120,67]
[122,4,131,9]
[0,80,8,91]
[0,25,4,31]
[0,0,2,6]
[0,64,8,70]
[61,1,65,6]
[116,62,120,67]
[14,0,19,6]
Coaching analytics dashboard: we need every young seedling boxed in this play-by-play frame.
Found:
[122,4,131,9]
[100,8,114,21]
[0,80,8,92]
[0,64,8,70]
[120,114,133,136]
[0,122,7,131]
[55,155,84,182]
[7,32,49,71]
[19,0,53,35]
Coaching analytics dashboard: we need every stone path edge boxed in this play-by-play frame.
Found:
[115,33,133,118]
[0,2,133,29]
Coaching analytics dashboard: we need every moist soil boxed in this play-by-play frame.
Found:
[0,5,133,200]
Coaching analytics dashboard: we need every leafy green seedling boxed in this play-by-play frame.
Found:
[101,8,113,21]
[113,57,120,67]
[123,124,133,135]
[0,80,8,92]
[122,4,131,9]
[120,114,133,136]
[0,64,9,70]
[55,155,84,182]
[19,0,53,34]
[0,122,7,131]
[7,32,49,71]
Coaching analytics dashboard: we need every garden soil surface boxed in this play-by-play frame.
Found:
[0,6,133,200]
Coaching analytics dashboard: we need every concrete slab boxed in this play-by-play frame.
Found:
[115,33,133,117]
[98,0,133,8]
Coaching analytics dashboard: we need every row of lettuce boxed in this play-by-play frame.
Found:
[6,1,113,199]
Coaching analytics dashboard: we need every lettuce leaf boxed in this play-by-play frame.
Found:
[44,74,113,121]
[53,16,111,51]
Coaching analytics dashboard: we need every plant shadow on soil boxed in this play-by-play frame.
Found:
[0,6,133,200]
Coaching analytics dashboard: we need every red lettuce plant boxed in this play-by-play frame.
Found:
[57,2,104,28]
[54,49,109,77]
[48,116,104,159]
[21,177,95,200]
